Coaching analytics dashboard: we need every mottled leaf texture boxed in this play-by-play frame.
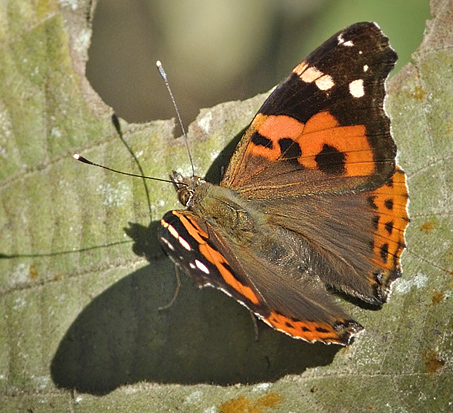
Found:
[0,0,451,411]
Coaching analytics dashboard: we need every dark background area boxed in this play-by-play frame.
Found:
[86,0,429,127]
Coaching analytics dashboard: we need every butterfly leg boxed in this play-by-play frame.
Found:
[248,310,260,342]
[158,265,182,311]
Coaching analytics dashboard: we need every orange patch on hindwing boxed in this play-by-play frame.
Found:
[264,310,352,344]
[248,112,374,177]
[368,167,409,275]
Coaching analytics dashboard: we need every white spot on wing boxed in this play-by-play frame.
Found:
[337,32,353,46]
[315,74,335,91]
[363,64,369,72]
[195,259,210,274]
[167,224,179,239]
[179,236,192,251]
[349,79,365,98]
[296,65,334,91]
[160,237,175,251]
[298,65,321,83]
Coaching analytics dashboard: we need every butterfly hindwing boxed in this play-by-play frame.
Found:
[263,167,408,305]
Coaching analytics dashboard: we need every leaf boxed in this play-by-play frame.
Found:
[0,0,451,411]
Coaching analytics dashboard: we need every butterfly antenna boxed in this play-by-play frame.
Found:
[156,60,195,177]
[73,154,175,184]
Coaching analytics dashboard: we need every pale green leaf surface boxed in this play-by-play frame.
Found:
[0,0,451,412]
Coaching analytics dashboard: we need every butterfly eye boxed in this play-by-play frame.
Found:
[177,188,193,206]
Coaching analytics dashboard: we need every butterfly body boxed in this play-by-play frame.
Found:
[159,22,409,345]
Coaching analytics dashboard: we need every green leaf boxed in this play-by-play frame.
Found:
[0,0,451,411]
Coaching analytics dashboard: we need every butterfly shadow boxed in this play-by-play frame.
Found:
[50,220,345,396]
[50,129,344,395]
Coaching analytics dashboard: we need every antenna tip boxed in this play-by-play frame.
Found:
[156,60,167,81]
[73,154,91,164]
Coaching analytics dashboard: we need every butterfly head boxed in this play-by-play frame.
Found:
[170,171,205,207]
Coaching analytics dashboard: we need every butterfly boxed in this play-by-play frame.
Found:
[158,22,409,345]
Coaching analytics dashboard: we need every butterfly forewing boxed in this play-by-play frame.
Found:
[160,209,363,345]
[221,22,397,197]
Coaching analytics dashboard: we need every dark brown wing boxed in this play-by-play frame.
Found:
[263,167,409,305]
[159,210,363,345]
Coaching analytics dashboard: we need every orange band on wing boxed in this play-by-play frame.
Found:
[369,167,409,274]
[247,111,374,177]
[264,310,357,344]
[177,213,208,242]
[176,212,261,306]
[248,114,304,161]
[304,111,339,133]
[257,114,305,140]
[199,242,261,306]
[301,122,372,176]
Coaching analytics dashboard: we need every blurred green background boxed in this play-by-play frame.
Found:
[87,0,429,126]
